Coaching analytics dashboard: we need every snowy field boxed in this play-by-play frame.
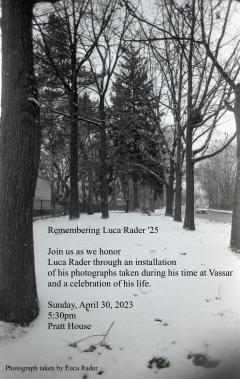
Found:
[0,211,240,379]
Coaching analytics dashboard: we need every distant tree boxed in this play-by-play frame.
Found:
[198,144,236,210]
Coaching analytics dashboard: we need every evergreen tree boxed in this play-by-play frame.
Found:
[111,47,164,210]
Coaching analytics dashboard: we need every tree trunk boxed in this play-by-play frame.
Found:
[183,0,195,231]
[125,199,129,213]
[165,184,174,216]
[230,84,240,251]
[121,173,129,213]
[82,176,87,212]
[0,0,39,324]
[174,128,182,222]
[111,183,117,210]
[150,186,155,212]
[99,97,109,218]
[165,158,175,216]
[133,175,139,210]
[141,186,149,214]
[87,166,94,215]
[69,65,79,218]
[183,125,195,230]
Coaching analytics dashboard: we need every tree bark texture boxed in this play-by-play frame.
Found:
[69,53,80,219]
[183,0,195,231]
[0,0,39,324]
[121,173,129,213]
[230,84,240,251]
[132,175,139,210]
[183,125,195,230]
[165,157,175,217]
[99,98,109,218]
[174,128,182,222]
[87,165,94,215]
[69,100,79,218]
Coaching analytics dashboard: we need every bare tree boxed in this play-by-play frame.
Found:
[145,5,189,220]
[87,2,130,218]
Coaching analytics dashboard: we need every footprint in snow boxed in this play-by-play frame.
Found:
[83,344,96,352]
[148,356,170,370]
[154,319,168,326]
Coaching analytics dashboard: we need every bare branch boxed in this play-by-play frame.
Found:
[194,133,236,163]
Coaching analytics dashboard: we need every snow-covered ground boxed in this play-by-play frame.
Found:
[0,211,240,379]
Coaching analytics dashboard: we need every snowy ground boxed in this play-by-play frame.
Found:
[0,211,240,379]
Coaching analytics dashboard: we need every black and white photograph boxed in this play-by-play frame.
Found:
[0,0,240,378]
